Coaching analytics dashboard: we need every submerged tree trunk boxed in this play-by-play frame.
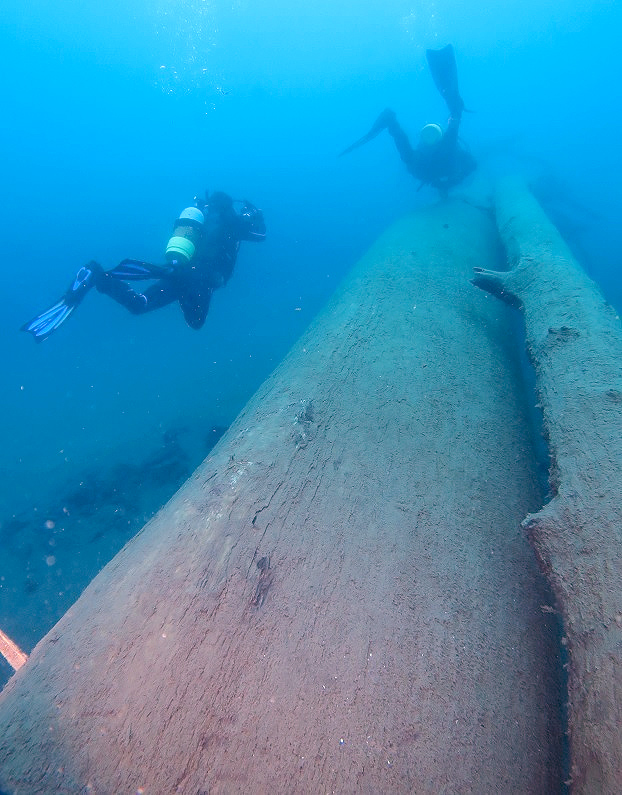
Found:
[474,177,622,794]
[0,200,562,794]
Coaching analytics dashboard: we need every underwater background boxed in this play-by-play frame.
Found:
[0,0,620,685]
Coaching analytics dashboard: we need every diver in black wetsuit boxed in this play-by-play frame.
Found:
[95,191,265,329]
[340,45,476,195]
[22,191,266,342]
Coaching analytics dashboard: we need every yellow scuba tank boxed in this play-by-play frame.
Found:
[165,206,205,264]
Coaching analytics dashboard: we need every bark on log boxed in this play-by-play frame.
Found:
[474,177,622,793]
[0,200,562,794]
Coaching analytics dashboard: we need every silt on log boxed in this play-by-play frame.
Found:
[0,200,562,794]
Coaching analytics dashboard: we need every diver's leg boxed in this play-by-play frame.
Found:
[340,108,399,157]
[384,114,422,176]
[179,287,212,330]
[442,112,462,148]
[96,273,179,315]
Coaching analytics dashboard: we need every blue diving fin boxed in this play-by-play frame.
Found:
[21,262,100,343]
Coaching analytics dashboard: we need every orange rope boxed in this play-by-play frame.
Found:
[0,628,28,671]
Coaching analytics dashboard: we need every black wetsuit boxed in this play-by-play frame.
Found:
[96,200,266,329]
[386,111,476,193]
[340,45,476,195]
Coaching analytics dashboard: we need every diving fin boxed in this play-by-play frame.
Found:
[107,259,174,281]
[21,299,76,342]
[426,44,465,118]
[21,262,100,343]
[339,108,397,157]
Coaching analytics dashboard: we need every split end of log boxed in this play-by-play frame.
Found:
[0,628,28,672]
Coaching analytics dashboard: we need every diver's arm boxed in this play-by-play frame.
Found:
[238,201,266,242]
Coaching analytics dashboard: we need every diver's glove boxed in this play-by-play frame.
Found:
[194,190,210,215]
[240,200,260,218]
[240,200,266,240]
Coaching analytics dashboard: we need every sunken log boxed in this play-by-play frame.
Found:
[0,200,562,794]
[474,177,622,793]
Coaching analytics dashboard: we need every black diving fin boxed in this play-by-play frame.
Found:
[426,44,465,118]
[21,262,100,343]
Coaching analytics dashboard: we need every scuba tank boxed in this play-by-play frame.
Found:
[165,206,205,264]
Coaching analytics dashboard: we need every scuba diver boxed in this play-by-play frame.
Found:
[340,45,476,195]
[22,191,266,342]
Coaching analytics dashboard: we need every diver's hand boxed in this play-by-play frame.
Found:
[240,201,266,241]
[241,200,260,215]
[194,196,208,214]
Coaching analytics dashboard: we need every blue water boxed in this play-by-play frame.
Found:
[1,0,621,675]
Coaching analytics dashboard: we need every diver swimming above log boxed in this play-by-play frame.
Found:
[21,191,266,342]
[340,45,477,195]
